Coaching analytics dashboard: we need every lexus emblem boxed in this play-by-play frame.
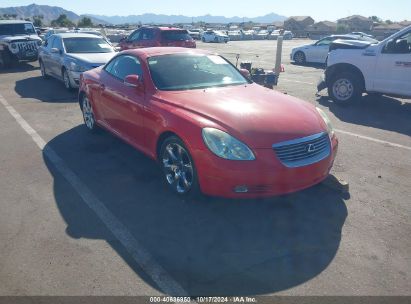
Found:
[307,144,316,153]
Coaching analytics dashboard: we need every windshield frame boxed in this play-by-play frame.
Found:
[147,53,252,92]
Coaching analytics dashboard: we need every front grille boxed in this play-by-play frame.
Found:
[16,41,38,52]
[272,132,330,168]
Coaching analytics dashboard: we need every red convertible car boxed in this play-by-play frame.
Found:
[79,48,338,198]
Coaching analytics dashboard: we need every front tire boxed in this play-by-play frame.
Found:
[1,50,14,68]
[39,60,49,79]
[81,95,99,133]
[293,51,306,64]
[62,68,73,90]
[160,136,200,198]
[328,72,362,105]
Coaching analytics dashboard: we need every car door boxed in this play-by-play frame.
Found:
[311,37,332,63]
[139,28,157,47]
[128,29,143,49]
[98,55,146,146]
[373,30,411,96]
[40,36,54,73]
[49,36,64,78]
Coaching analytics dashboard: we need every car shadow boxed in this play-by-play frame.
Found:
[318,95,411,137]
[15,75,77,103]
[43,125,348,296]
[290,62,325,70]
[0,62,39,74]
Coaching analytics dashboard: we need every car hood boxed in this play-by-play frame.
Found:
[0,34,41,43]
[66,52,116,65]
[292,43,313,51]
[157,84,326,148]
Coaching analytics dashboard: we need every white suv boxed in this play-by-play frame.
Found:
[318,25,411,105]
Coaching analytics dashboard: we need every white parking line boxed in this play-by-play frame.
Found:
[335,129,411,151]
[280,78,315,85]
[0,93,188,296]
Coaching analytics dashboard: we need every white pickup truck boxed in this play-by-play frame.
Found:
[318,25,411,105]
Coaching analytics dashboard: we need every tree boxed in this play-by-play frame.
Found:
[33,15,43,27]
[336,24,348,33]
[385,20,393,25]
[51,14,75,27]
[369,16,382,23]
[77,17,93,28]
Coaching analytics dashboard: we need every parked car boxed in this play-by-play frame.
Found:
[351,32,375,39]
[201,30,229,43]
[43,28,70,41]
[119,27,196,50]
[187,29,203,40]
[78,47,338,198]
[0,20,42,68]
[318,25,411,104]
[38,33,116,90]
[290,34,378,64]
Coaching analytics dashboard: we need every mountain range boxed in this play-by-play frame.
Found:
[87,12,287,25]
[0,4,109,25]
[0,3,287,25]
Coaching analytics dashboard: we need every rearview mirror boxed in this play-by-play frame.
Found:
[124,74,142,88]
[239,68,250,78]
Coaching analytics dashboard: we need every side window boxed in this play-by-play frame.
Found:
[383,32,411,54]
[316,38,331,46]
[141,29,155,40]
[129,30,141,42]
[51,37,61,50]
[46,36,55,50]
[104,55,142,81]
[55,37,64,51]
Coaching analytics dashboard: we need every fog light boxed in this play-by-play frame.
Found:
[234,185,248,193]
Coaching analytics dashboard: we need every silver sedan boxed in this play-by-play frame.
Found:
[38,33,117,90]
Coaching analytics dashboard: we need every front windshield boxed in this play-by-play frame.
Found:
[0,23,36,35]
[63,37,114,53]
[148,54,249,91]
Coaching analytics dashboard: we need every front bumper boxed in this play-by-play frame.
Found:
[67,70,82,88]
[193,135,338,198]
[317,73,327,92]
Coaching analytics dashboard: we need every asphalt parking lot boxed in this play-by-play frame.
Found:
[0,39,410,297]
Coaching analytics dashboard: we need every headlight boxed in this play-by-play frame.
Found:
[69,61,88,72]
[10,43,17,49]
[37,40,42,46]
[202,128,255,160]
[316,107,334,137]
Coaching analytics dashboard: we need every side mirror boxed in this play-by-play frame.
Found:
[124,74,142,88]
[51,48,61,54]
[239,68,250,78]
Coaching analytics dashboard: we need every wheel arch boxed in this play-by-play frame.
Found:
[326,63,366,92]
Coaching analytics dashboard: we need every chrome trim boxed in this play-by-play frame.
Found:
[272,132,331,168]
[272,132,327,148]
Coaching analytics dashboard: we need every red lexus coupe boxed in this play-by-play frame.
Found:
[79,48,338,198]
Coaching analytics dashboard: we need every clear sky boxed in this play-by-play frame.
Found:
[1,0,410,21]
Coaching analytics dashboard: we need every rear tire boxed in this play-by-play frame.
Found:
[201,37,205,42]
[328,71,362,106]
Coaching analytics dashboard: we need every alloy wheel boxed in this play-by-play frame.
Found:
[82,96,95,130]
[161,142,194,194]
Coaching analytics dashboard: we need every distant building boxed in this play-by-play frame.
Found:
[337,15,373,32]
[372,22,410,39]
[307,21,337,35]
[284,16,314,37]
